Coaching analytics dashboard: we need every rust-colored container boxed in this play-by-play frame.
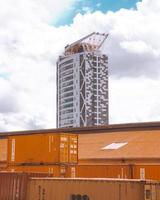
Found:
[26,178,160,200]
[0,172,51,200]
[0,162,7,170]
[7,133,78,165]
[74,164,132,179]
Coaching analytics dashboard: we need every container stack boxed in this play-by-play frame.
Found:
[2,122,160,180]
[0,132,78,177]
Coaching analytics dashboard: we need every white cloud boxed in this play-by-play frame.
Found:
[0,0,160,131]
[109,77,160,124]
[137,0,160,14]
[120,41,155,55]
[0,0,76,131]
[0,0,75,24]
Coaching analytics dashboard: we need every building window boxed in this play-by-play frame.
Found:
[59,59,73,66]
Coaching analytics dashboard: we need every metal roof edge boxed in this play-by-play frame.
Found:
[79,157,160,161]
[1,121,160,136]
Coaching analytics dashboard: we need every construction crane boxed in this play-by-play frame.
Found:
[64,32,109,56]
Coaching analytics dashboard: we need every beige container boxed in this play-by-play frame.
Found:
[27,178,160,200]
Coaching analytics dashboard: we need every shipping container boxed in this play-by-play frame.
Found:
[26,178,160,200]
[74,164,132,179]
[74,164,160,181]
[133,165,160,180]
[7,133,78,165]
[6,164,75,178]
[5,163,160,181]
[0,172,51,200]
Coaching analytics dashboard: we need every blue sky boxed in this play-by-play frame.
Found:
[56,0,141,26]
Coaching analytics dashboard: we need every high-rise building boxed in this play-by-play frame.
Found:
[57,32,108,128]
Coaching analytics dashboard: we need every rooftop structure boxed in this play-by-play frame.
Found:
[64,32,109,56]
[79,128,160,162]
[1,121,160,135]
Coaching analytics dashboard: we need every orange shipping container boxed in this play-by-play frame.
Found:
[6,164,74,178]
[74,164,132,179]
[133,165,160,181]
[7,133,78,165]
[69,164,160,181]
[26,178,160,200]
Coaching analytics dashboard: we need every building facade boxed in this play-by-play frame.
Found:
[57,32,108,128]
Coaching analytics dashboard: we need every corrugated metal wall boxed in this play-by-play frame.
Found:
[0,173,160,199]
[0,172,51,200]
[7,133,78,165]
[26,178,160,200]
[73,164,160,180]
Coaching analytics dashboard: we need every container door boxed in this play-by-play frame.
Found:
[60,135,69,163]
[140,168,145,180]
[70,166,76,178]
[60,165,67,177]
[69,135,78,163]
[128,164,134,179]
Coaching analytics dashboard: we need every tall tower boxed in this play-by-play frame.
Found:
[57,32,109,128]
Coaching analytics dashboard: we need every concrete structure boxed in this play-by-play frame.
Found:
[56,32,109,128]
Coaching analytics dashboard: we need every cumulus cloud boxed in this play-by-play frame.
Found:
[109,78,160,124]
[70,5,160,77]
[0,0,76,131]
[0,0,160,131]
